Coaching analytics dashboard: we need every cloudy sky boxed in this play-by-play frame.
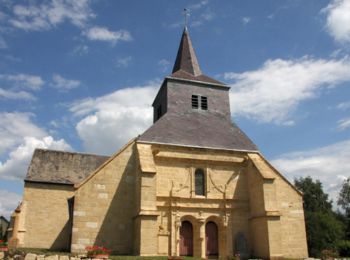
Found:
[0,0,350,218]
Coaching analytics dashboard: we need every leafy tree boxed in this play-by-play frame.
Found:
[295,176,332,213]
[338,178,350,215]
[294,176,344,257]
[338,178,350,240]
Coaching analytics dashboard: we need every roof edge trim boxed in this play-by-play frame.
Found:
[166,76,230,89]
[255,153,303,196]
[24,179,75,186]
[75,138,137,189]
[136,140,259,153]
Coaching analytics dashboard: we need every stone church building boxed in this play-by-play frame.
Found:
[8,28,308,259]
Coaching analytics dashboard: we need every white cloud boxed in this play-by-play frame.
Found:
[0,136,71,180]
[0,189,21,219]
[84,26,132,45]
[169,1,213,28]
[0,73,44,90]
[337,118,350,130]
[0,88,35,100]
[0,112,71,180]
[51,74,81,91]
[242,17,251,25]
[271,139,350,205]
[158,59,171,73]
[70,83,159,154]
[323,0,350,43]
[337,101,350,110]
[225,57,350,124]
[9,0,95,31]
[0,112,45,155]
[72,44,89,55]
[188,0,209,10]
[191,8,215,27]
[116,56,132,68]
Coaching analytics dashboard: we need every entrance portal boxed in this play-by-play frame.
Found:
[206,221,218,257]
[180,221,193,256]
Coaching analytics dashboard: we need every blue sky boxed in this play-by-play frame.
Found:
[0,0,350,218]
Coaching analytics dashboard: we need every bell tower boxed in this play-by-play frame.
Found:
[140,28,257,152]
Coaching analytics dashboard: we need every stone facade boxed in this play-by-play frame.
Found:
[9,28,309,259]
[16,182,74,249]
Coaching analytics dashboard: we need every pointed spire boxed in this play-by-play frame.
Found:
[172,28,202,76]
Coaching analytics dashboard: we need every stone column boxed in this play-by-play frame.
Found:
[198,218,206,258]
[173,212,180,256]
[221,214,229,259]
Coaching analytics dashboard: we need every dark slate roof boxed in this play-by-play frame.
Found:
[172,27,202,76]
[170,70,225,86]
[139,112,258,151]
[171,28,225,86]
[25,149,109,185]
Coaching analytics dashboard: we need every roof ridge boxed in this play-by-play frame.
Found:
[34,148,109,158]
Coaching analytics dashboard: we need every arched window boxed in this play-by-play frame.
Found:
[195,169,205,196]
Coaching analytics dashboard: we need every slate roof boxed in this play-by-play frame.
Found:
[140,27,258,152]
[139,112,258,151]
[171,28,225,86]
[25,149,109,185]
[170,70,225,86]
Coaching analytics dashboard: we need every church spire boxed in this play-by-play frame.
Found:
[172,27,202,76]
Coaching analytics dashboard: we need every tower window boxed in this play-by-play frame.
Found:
[201,96,208,110]
[191,95,199,109]
[195,169,205,196]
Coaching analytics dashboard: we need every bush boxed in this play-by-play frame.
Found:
[337,240,350,257]
[320,249,339,260]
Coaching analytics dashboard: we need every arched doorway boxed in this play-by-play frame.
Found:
[180,220,193,256]
[206,221,218,257]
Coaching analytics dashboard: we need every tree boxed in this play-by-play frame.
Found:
[338,178,350,215]
[338,178,350,240]
[294,176,344,257]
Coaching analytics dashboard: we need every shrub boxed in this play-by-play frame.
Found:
[337,240,350,257]
[85,246,111,257]
[320,249,339,260]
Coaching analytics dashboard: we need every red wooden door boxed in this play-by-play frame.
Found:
[180,221,193,256]
[206,221,218,256]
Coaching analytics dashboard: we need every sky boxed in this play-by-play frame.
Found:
[0,0,350,219]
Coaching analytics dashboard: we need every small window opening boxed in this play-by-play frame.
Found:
[195,169,205,196]
[201,96,208,110]
[157,105,162,120]
[192,95,199,109]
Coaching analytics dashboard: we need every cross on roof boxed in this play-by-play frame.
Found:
[183,8,190,29]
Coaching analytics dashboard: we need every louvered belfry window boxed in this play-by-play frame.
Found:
[192,95,199,109]
[195,169,205,196]
[192,95,208,110]
[201,96,208,110]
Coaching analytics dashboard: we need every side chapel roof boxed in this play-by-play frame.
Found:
[25,149,109,185]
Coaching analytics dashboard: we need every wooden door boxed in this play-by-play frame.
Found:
[206,221,218,257]
[180,221,193,256]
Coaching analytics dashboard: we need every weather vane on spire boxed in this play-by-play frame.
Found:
[183,8,190,29]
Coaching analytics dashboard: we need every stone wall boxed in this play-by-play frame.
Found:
[71,141,138,254]
[21,182,74,250]
[137,143,252,258]
[247,153,308,259]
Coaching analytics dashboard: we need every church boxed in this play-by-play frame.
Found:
[8,28,308,259]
